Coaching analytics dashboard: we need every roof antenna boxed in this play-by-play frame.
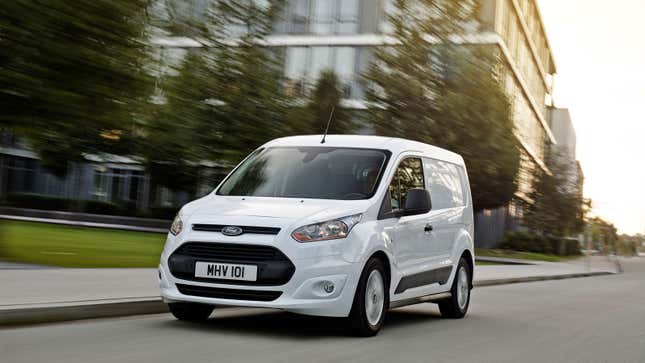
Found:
[320,106,335,144]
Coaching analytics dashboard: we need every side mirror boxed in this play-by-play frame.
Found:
[403,188,432,216]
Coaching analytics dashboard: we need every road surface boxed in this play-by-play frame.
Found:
[2,259,644,363]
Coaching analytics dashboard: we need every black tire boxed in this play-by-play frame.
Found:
[168,302,214,322]
[348,257,389,337]
[438,257,471,319]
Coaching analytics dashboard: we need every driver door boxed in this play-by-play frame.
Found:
[385,157,437,283]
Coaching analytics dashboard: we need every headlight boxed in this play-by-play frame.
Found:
[170,214,183,236]
[292,214,362,243]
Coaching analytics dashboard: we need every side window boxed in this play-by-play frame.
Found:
[423,158,466,210]
[457,166,470,206]
[387,158,424,212]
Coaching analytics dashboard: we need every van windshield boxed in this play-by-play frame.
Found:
[217,147,390,200]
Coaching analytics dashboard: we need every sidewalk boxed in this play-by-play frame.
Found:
[0,257,618,326]
[474,256,618,286]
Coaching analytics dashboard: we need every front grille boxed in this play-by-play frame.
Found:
[168,242,295,286]
[176,242,288,263]
[192,224,281,235]
[176,284,282,302]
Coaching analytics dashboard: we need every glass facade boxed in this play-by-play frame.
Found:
[283,46,370,99]
[493,0,556,199]
[277,0,363,35]
[498,0,550,118]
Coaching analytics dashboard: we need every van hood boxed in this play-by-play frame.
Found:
[181,194,370,227]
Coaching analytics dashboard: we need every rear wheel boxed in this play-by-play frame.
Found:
[168,302,214,322]
[438,257,471,319]
[348,258,388,337]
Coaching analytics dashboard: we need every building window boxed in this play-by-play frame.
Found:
[283,46,364,99]
[338,0,360,34]
[335,47,356,97]
[310,46,333,78]
[379,0,396,34]
[290,0,310,33]
[280,0,362,35]
[311,0,333,34]
[6,157,37,194]
[285,47,308,81]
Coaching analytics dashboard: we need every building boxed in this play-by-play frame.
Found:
[548,107,583,192]
[0,131,152,209]
[1,0,559,236]
[549,108,576,159]
[0,130,226,214]
[254,0,557,247]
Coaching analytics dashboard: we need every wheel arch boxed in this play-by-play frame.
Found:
[369,250,392,288]
[460,249,474,288]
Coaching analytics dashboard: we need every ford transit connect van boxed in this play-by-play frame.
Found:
[159,135,474,336]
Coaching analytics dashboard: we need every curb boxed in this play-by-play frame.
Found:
[0,298,167,327]
[0,214,168,234]
[1,271,615,327]
[475,256,536,265]
[473,271,614,287]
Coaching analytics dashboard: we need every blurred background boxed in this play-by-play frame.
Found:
[0,0,643,269]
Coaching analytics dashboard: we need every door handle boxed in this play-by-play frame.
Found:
[424,224,434,233]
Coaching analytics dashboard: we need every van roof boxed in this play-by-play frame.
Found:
[262,135,465,166]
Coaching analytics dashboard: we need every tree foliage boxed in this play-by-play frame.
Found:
[434,47,520,211]
[0,0,153,175]
[141,50,216,192]
[364,0,520,211]
[525,150,586,236]
[587,216,618,253]
[142,0,288,191]
[286,70,356,136]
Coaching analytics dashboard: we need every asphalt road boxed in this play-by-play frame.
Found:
[2,259,644,363]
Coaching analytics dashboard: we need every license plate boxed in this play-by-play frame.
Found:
[195,262,258,281]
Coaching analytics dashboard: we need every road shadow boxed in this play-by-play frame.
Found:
[156,305,443,339]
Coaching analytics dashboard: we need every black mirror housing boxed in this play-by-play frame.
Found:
[403,188,432,216]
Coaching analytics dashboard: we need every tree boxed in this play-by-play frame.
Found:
[141,0,288,193]
[364,0,520,211]
[434,46,520,211]
[204,0,289,164]
[525,150,586,236]
[141,50,216,192]
[0,0,154,175]
[286,70,356,136]
[587,217,618,254]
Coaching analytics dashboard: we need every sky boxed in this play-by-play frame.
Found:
[538,0,645,235]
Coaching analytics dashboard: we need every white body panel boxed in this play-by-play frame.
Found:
[159,135,474,317]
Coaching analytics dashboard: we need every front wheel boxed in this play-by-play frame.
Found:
[438,257,471,319]
[168,302,214,322]
[348,258,388,337]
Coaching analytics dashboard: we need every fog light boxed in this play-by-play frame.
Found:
[322,281,335,294]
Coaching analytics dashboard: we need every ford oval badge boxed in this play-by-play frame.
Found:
[221,226,243,236]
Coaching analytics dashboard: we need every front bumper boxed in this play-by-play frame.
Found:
[159,253,363,317]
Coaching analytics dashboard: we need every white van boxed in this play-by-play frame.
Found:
[159,135,474,336]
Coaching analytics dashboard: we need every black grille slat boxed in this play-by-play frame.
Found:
[168,242,295,286]
[192,224,281,235]
[176,284,282,302]
[179,243,284,262]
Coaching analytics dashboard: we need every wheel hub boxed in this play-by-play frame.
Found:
[456,266,469,310]
[365,270,385,326]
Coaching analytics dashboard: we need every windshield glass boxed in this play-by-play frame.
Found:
[217,147,390,200]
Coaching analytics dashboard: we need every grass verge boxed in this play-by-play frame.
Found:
[0,220,166,268]
[476,248,579,263]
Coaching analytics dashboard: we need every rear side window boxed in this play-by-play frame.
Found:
[387,157,424,212]
[423,158,467,210]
